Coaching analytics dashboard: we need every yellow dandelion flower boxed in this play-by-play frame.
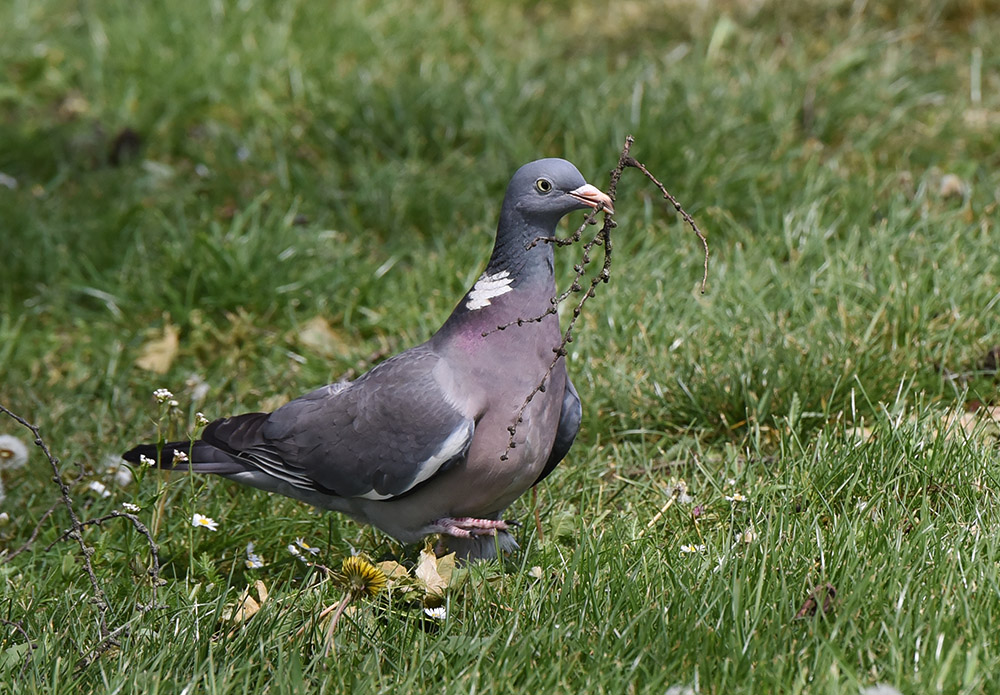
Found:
[339,556,387,598]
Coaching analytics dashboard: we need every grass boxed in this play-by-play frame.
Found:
[2,0,1000,692]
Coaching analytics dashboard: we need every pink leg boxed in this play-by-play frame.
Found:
[429,517,510,538]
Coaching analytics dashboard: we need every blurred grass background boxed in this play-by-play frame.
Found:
[1,0,999,692]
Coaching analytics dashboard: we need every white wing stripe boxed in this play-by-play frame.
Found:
[244,447,316,490]
[357,421,473,501]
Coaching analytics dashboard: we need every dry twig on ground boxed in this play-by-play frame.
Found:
[0,404,164,668]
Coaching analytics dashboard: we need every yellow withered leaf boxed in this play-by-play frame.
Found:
[135,322,180,374]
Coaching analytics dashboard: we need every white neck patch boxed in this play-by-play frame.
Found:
[466,270,513,310]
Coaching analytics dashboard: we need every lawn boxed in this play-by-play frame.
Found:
[2,0,999,692]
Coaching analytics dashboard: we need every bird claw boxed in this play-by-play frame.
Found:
[430,517,510,538]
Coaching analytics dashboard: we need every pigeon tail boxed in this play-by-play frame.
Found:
[122,440,251,475]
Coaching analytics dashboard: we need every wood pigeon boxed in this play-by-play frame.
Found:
[123,158,613,560]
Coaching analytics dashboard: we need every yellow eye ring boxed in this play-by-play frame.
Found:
[535,178,552,193]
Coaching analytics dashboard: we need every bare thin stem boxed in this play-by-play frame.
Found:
[622,154,710,293]
[0,403,164,668]
[0,405,112,648]
[322,594,353,658]
[500,135,709,459]
[1,501,57,564]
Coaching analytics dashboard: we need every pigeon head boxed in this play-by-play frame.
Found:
[502,158,614,224]
[482,158,613,281]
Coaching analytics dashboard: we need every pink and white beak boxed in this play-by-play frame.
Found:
[568,184,614,215]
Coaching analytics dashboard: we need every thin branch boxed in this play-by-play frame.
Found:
[0,405,112,646]
[622,153,710,293]
[0,403,164,669]
[75,621,135,670]
[500,135,709,459]
[43,511,164,607]
[1,501,57,564]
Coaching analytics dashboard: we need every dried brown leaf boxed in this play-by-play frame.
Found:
[377,560,411,582]
[297,316,349,358]
[415,546,452,596]
[135,322,179,374]
[794,583,837,619]
[224,581,269,625]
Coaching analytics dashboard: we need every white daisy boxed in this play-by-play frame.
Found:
[423,606,448,620]
[294,538,320,555]
[245,542,264,569]
[88,480,111,498]
[287,544,309,562]
[0,435,28,470]
[191,513,218,531]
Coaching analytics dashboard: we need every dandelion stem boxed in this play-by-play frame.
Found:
[323,594,353,658]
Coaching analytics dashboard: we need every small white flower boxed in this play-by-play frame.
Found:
[287,544,310,562]
[122,502,141,513]
[245,542,264,569]
[194,412,209,427]
[423,606,447,620]
[0,435,29,470]
[0,512,9,524]
[153,388,174,404]
[679,543,706,554]
[725,492,747,503]
[192,513,218,531]
[173,450,189,464]
[139,454,155,467]
[294,537,320,555]
[88,480,111,498]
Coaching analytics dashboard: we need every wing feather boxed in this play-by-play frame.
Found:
[216,346,475,501]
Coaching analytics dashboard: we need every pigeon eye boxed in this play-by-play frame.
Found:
[535,178,552,193]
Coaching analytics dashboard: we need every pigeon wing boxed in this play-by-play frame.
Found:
[247,347,474,500]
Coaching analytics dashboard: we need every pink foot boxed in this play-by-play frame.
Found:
[429,517,510,538]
